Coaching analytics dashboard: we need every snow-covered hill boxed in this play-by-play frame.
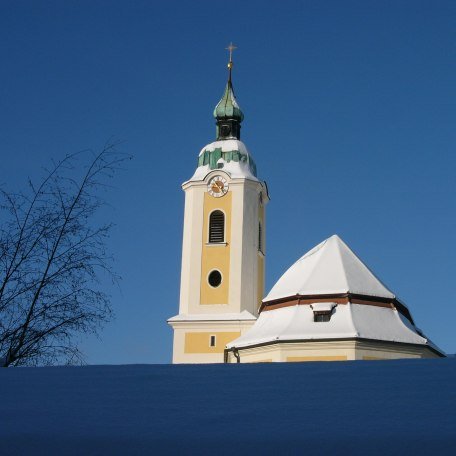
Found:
[1,359,455,455]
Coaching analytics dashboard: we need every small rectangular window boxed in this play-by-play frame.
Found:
[210,335,216,347]
[314,313,331,322]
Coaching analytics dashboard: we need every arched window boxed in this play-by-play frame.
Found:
[209,210,225,243]
[258,221,263,252]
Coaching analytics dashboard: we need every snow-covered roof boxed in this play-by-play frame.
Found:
[189,140,258,182]
[197,139,248,157]
[311,302,337,312]
[264,234,395,301]
[226,303,428,349]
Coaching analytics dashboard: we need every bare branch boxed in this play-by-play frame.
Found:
[0,143,131,367]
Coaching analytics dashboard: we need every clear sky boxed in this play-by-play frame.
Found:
[1,0,455,363]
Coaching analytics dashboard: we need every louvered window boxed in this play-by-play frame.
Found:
[209,210,225,243]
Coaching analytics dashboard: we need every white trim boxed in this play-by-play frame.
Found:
[168,311,257,322]
[203,169,232,184]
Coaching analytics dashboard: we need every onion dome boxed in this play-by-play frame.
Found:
[213,43,244,141]
[213,80,244,123]
[188,44,258,182]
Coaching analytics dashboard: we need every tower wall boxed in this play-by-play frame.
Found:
[169,169,268,363]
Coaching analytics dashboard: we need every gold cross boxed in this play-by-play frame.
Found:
[226,42,237,64]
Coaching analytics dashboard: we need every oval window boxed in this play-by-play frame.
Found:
[208,270,222,287]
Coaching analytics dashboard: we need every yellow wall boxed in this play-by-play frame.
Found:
[200,192,231,305]
[286,356,347,362]
[184,332,241,353]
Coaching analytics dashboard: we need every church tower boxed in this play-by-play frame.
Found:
[168,47,269,363]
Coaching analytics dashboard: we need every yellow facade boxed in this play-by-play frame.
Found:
[170,169,268,363]
[287,356,347,362]
[185,332,241,353]
[200,191,232,305]
[224,338,440,363]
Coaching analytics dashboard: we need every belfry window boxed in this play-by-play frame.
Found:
[209,210,225,243]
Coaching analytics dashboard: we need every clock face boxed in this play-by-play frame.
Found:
[208,176,228,198]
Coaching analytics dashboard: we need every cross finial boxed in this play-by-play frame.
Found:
[226,42,237,71]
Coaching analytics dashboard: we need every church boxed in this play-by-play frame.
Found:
[167,49,445,364]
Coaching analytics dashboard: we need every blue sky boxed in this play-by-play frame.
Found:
[1,0,455,363]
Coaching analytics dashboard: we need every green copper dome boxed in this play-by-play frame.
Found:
[213,80,244,122]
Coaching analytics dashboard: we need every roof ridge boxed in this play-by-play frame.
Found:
[333,236,351,293]
[264,235,396,301]
[338,237,396,299]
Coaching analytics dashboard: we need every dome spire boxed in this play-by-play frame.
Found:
[226,42,236,83]
[213,42,244,140]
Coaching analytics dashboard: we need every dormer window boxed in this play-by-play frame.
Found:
[311,302,337,323]
[314,313,331,322]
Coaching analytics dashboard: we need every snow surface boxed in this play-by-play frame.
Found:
[190,160,257,181]
[1,360,455,455]
[227,303,427,348]
[310,301,337,312]
[189,140,258,182]
[198,139,248,156]
[265,234,396,301]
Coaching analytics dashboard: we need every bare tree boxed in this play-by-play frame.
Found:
[0,143,130,366]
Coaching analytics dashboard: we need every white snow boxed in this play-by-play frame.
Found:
[226,303,428,349]
[198,139,248,156]
[310,302,337,312]
[264,234,396,301]
[189,160,257,181]
[189,140,258,182]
